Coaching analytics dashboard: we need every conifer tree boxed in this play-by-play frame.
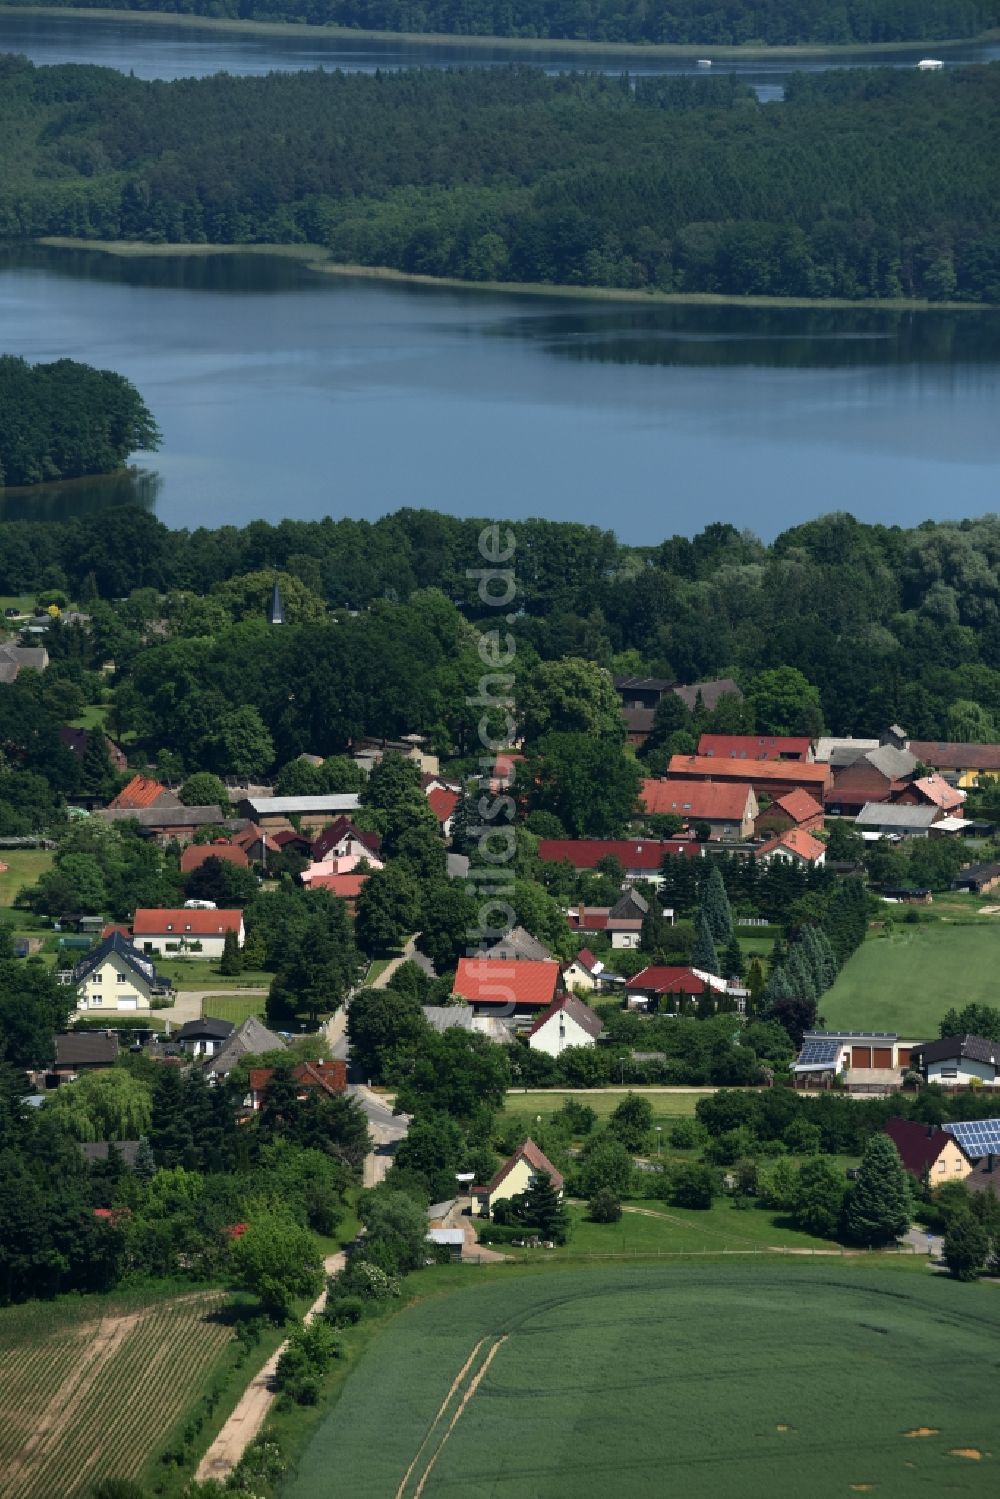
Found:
[844,1134,913,1246]
[722,935,744,980]
[519,1172,569,1244]
[703,864,734,944]
[79,730,119,800]
[133,1135,156,1181]
[691,909,719,975]
[220,928,243,976]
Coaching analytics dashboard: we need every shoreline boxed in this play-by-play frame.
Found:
[36,238,998,314]
[5,5,1000,60]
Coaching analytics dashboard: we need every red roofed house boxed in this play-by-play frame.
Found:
[640,780,757,842]
[246,1060,347,1111]
[697,734,814,763]
[756,788,825,837]
[304,872,369,912]
[452,957,562,1022]
[490,752,524,792]
[133,907,244,959]
[892,774,966,817]
[312,817,382,863]
[231,823,281,864]
[625,964,744,1014]
[883,1118,973,1183]
[475,1137,564,1217]
[562,948,604,993]
[756,828,827,868]
[109,774,178,812]
[179,842,250,874]
[665,755,832,802]
[825,762,902,816]
[528,994,603,1057]
[537,838,701,882]
[427,785,460,837]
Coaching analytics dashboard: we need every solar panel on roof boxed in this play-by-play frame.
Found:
[797,1039,841,1067]
[945,1120,1000,1158]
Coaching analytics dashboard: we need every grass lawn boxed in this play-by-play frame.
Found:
[199,992,268,1025]
[0,848,52,907]
[68,700,111,730]
[363,957,393,984]
[501,1089,712,1138]
[153,956,272,992]
[0,1287,234,1499]
[493,1199,853,1259]
[822,920,1000,1036]
[281,1260,1000,1499]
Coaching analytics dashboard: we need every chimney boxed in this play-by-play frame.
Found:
[988,1153,996,1174]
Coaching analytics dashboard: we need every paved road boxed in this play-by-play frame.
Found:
[195,1249,346,1485]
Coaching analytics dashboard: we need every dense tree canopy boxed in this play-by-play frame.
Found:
[0,355,159,487]
[0,60,998,302]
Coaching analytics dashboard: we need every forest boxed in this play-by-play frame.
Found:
[4,507,1000,775]
[5,0,1000,46]
[0,356,159,488]
[0,58,999,301]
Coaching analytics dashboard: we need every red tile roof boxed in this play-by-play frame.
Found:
[109,774,170,810]
[528,993,603,1040]
[179,843,250,873]
[452,958,561,1008]
[641,778,753,820]
[133,908,244,937]
[427,787,460,825]
[574,948,599,973]
[307,873,368,899]
[312,817,381,861]
[537,838,700,871]
[758,828,826,863]
[249,1060,347,1100]
[568,906,611,931]
[626,965,712,995]
[772,788,825,825]
[486,1137,564,1195]
[884,1118,970,1177]
[909,774,966,812]
[666,755,832,790]
[697,734,813,761]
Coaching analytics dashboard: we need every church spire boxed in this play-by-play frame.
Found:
[268,579,285,626]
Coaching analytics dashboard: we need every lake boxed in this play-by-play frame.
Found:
[1,246,998,542]
[1,10,999,101]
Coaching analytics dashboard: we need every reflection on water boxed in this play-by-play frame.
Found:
[0,469,161,523]
[0,246,998,540]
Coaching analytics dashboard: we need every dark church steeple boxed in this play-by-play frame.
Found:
[268,579,285,626]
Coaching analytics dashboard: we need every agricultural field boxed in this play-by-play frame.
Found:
[821,920,1000,1037]
[0,1289,234,1499]
[282,1263,1000,1499]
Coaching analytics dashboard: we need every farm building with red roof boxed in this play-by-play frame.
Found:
[697,734,813,762]
[452,957,562,1020]
[640,780,757,841]
[132,907,244,959]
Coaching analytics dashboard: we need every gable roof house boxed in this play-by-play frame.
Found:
[892,774,966,816]
[474,1137,564,1218]
[755,787,825,836]
[907,740,1000,789]
[179,841,250,874]
[538,838,701,882]
[883,1117,973,1183]
[697,734,814,763]
[427,786,461,837]
[451,957,562,1023]
[641,779,758,842]
[910,1034,1000,1088]
[664,755,832,803]
[133,907,245,958]
[174,1017,235,1058]
[304,871,369,910]
[756,828,827,868]
[204,1015,286,1077]
[563,948,605,993]
[528,994,603,1057]
[673,677,743,713]
[625,965,747,1014]
[481,925,555,962]
[312,817,382,864]
[72,930,166,1014]
[246,1059,347,1110]
[0,641,49,683]
[52,1031,120,1075]
[109,775,178,812]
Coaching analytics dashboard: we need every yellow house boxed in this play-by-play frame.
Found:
[72,931,163,1013]
[475,1138,564,1217]
[885,1118,973,1184]
[908,740,1000,789]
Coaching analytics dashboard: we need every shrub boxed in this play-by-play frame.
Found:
[668,1118,705,1150]
[588,1190,623,1223]
[670,1163,716,1210]
[943,1211,988,1281]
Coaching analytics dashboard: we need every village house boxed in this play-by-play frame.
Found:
[910,1035,1000,1088]
[351,735,439,777]
[421,1007,514,1044]
[481,925,555,962]
[179,841,250,874]
[132,907,245,958]
[854,803,946,839]
[204,1015,286,1078]
[562,948,604,992]
[174,1017,235,1058]
[641,779,758,842]
[245,1060,347,1110]
[697,733,814,763]
[665,754,833,803]
[451,957,563,1025]
[473,1137,564,1218]
[965,1153,1000,1195]
[426,785,460,837]
[891,774,965,817]
[791,1030,918,1088]
[528,994,603,1057]
[229,823,280,864]
[625,965,747,1014]
[302,871,369,911]
[883,1117,974,1183]
[754,787,825,837]
[756,828,827,868]
[0,641,48,683]
[907,739,1000,789]
[301,852,384,887]
[94,803,226,844]
[237,793,361,833]
[614,676,743,746]
[108,774,178,812]
[51,1031,119,1076]
[950,861,1000,895]
[537,838,701,883]
[311,816,381,863]
[72,930,166,1013]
